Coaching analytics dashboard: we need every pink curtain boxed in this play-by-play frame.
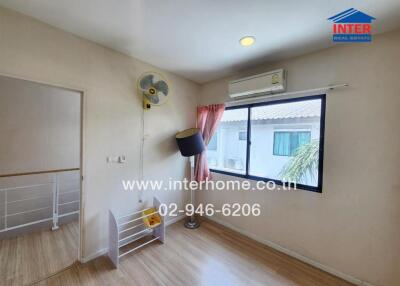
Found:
[194,104,225,182]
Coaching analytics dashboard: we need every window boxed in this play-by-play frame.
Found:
[208,132,218,150]
[209,95,325,192]
[207,107,248,174]
[238,131,247,141]
[273,131,311,156]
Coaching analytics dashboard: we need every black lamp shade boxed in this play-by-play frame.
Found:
[175,128,205,157]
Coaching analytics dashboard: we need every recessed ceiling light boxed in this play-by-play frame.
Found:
[239,36,256,47]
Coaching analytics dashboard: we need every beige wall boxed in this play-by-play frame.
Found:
[198,30,400,286]
[0,7,199,259]
[1,5,399,286]
[0,75,80,175]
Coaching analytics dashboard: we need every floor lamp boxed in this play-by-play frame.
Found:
[175,128,205,229]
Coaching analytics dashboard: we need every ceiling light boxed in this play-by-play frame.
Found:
[239,36,256,47]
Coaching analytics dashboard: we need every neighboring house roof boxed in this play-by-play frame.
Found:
[328,8,376,23]
[221,99,321,122]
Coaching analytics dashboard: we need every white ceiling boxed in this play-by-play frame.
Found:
[0,0,400,83]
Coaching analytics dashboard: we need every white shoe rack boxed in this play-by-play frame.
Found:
[108,197,165,268]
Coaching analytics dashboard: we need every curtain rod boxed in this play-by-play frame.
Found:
[225,83,349,107]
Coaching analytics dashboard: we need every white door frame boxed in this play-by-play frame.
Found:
[0,71,87,262]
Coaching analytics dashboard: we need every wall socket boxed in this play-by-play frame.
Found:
[107,155,126,163]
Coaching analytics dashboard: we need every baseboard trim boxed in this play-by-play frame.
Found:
[165,214,185,226]
[80,215,185,263]
[206,216,374,286]
[80,247,108,263]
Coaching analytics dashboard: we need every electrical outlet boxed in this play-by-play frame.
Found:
[107,156,126,163]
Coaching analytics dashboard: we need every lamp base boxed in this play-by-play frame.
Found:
[184,216,200,229]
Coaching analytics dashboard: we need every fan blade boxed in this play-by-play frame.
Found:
[139,74,154,90]
[153,80,169,96]
[156,91,167,101]
[144,93,160,104]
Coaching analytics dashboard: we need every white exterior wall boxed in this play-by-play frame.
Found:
[250,122,320,180]
[208,119,320,185]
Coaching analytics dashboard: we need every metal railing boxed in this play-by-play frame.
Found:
[0,169,80,233]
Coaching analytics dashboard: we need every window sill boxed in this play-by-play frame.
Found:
[210,168,322,193]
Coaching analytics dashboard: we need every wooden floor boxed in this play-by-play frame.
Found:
[35,219,353,286]
[0,221,79,286]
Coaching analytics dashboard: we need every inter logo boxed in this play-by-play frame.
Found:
[328,8,375,42]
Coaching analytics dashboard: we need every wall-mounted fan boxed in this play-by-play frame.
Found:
[137,72,169,109]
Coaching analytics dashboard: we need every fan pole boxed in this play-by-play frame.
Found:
[184,156,200,229]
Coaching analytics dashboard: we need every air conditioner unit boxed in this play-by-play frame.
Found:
[228,69,286,99]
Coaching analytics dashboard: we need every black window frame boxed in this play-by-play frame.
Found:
[210,94,326,193]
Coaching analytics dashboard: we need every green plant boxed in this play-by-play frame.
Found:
[279,140,319,183]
